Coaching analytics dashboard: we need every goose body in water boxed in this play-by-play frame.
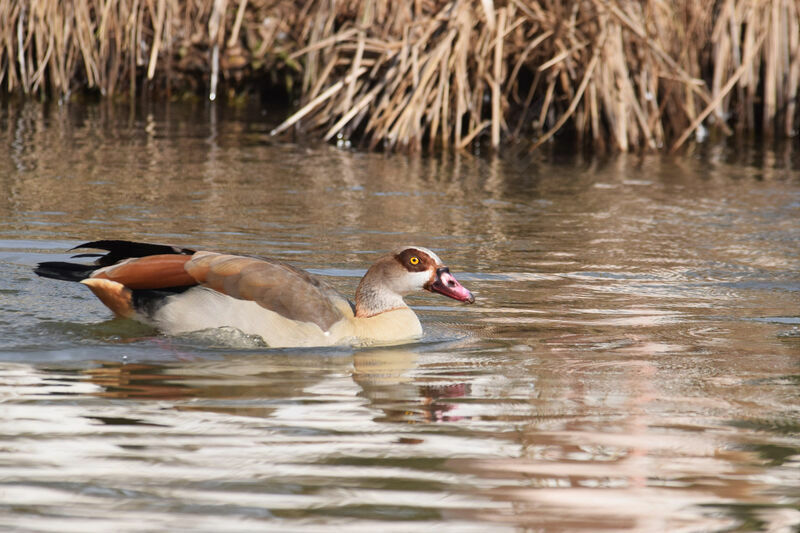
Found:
[35,240,475,347]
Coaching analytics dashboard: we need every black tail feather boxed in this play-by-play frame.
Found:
[35,240,197,282]
[71,240,195,266]
[34,261,96,282]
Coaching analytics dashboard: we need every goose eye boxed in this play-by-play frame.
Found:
[409,256,420,265]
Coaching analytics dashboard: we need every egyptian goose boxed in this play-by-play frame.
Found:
[35,240,475,347]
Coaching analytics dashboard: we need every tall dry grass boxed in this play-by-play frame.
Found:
[0,0,297,99]
[1,0,798,152]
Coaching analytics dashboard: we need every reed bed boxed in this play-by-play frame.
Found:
[1,0,798,152]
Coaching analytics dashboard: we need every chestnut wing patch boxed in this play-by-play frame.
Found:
[91,254,196,289]
[185,252,347,331]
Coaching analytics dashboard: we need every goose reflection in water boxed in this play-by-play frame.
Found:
[79,348,472,425]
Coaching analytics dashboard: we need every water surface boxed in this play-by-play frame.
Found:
[1,102,799,532]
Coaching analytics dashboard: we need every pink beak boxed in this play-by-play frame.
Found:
[428,267,475,303]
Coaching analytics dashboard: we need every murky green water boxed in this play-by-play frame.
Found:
[1,102,799,532]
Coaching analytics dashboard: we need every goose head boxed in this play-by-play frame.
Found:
[355,246,475,318]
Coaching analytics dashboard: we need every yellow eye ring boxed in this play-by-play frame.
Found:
[409,256,420,265]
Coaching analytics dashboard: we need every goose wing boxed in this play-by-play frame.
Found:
[184,252,351,331]
[42,240,352,332]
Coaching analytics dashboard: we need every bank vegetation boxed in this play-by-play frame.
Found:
[1,0,798,152]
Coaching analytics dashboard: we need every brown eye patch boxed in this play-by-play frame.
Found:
[396,248,433,272]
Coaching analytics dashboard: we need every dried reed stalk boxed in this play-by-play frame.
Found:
[1,0,798,152]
